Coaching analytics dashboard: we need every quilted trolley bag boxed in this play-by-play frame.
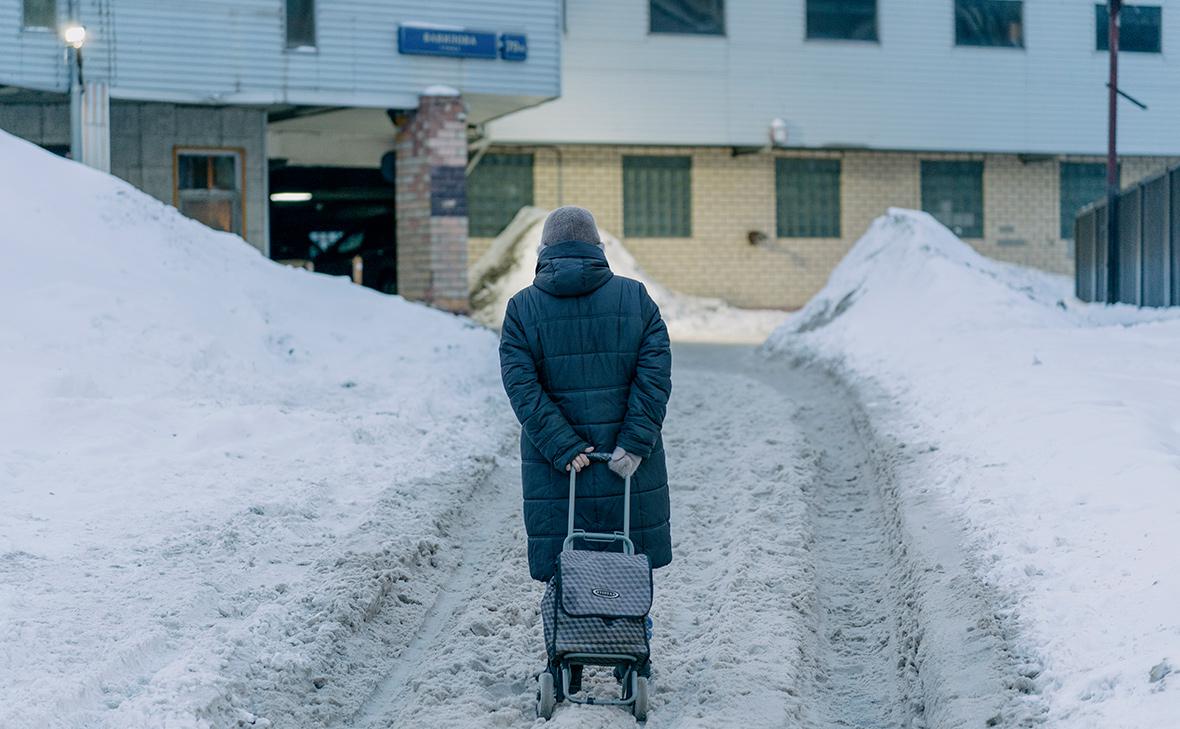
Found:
[541,550,652,660]
[535,451,653,721]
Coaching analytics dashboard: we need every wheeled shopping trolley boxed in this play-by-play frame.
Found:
[536,451,653,721]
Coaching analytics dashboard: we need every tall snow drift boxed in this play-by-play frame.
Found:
[0,131,514,728]
[469,207,786,342]
[768,209,1180,728]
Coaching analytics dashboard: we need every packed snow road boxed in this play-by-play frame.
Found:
[333,343,1014,728]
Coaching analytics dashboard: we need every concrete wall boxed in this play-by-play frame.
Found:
[470,145,1180,310]
[0,100,268,251]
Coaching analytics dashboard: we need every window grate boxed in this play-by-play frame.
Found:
[468,153,535,238]
[921,161,984,238]
[776,158,841,238]
[623,156,692,238]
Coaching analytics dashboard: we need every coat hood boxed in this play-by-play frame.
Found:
[533,240,614,297]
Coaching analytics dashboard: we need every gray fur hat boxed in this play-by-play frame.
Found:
[539,206,603,249]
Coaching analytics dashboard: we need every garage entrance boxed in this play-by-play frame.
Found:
[268,165,397,294]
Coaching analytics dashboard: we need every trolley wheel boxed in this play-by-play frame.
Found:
[537,671,556,720]
[632,675,649,721]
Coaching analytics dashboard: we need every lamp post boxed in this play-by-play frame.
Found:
[1106,0,1120,303]
[64,23,86,162]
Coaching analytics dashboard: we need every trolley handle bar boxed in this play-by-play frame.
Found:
[566,447,633,552]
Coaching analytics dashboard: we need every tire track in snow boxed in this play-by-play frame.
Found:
[341,346,818,728]
[787,371,919,728]
[338,344,1018,728]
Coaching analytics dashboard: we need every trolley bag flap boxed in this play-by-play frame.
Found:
[557,550,652,619]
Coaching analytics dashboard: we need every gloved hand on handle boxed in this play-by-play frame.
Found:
[609,446,642,479]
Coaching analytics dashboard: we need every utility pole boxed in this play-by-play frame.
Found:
[1106,0,1121,303]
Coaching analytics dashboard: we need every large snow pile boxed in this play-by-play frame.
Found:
[766,209,1180,727]
[0,132,516,728]
[470,207,786,342]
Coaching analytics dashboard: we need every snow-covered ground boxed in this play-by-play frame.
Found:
[0,132,517,727]
[469,207,787,343]
[7,120,1177,729]
[766,209,1180,728]
[339,354,818,728]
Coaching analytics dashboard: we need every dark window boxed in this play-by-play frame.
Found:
[468,153,535,237]
[1060,162,1108,239]
[175,150,244,235]
[22,0,55,29]
[1096,4,1161,53]
[955,0,1023,47]
[650,0,725,35]
[623,156,692,237]
[286,0,316,49]
[807,0,877,41]
[921,160,984,238]
[776,158,841,237]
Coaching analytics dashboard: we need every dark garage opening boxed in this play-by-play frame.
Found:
[269,164,398,294]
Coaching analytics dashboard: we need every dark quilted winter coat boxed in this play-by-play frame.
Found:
[499,240,673,582]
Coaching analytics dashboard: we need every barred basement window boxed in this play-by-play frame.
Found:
[776,159,841,238]
[468,153,535,238]
[22,0,55,29]
[1096,4,1161,53]
[806,0,877,42]
[650,0,725,35]
[286,0,317,49]
[174,149,244,236]
[955,0,1023,48]
[623,156,692,237]
[1060,162,1108,239]
[921,160,984,238]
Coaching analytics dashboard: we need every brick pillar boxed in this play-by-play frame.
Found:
[395,90,469,313]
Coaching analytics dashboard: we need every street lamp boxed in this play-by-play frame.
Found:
[63,24,86,161]
[63,24,86,49]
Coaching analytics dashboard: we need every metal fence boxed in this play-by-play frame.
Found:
[1075,166,1180,306]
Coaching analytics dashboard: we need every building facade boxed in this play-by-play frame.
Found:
[472,0,1180,309]
[0,0,561,311]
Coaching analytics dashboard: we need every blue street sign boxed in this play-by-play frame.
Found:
[500,33,528,61]
[398,25,498,59]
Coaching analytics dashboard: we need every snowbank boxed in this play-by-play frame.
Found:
[470,207,786,342]
[0,132,516,727]
[766,209,1180,728]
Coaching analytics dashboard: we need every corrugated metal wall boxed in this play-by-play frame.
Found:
[490,0,1180,155]
[1075,167,1179,307]
[0,0,559,107]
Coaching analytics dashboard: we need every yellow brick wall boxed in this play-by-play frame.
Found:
[468,145,1180,310]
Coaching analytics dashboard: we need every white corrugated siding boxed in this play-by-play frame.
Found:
[0,0,559,107]
[488,0,1180,156]
[0,0,70,92]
